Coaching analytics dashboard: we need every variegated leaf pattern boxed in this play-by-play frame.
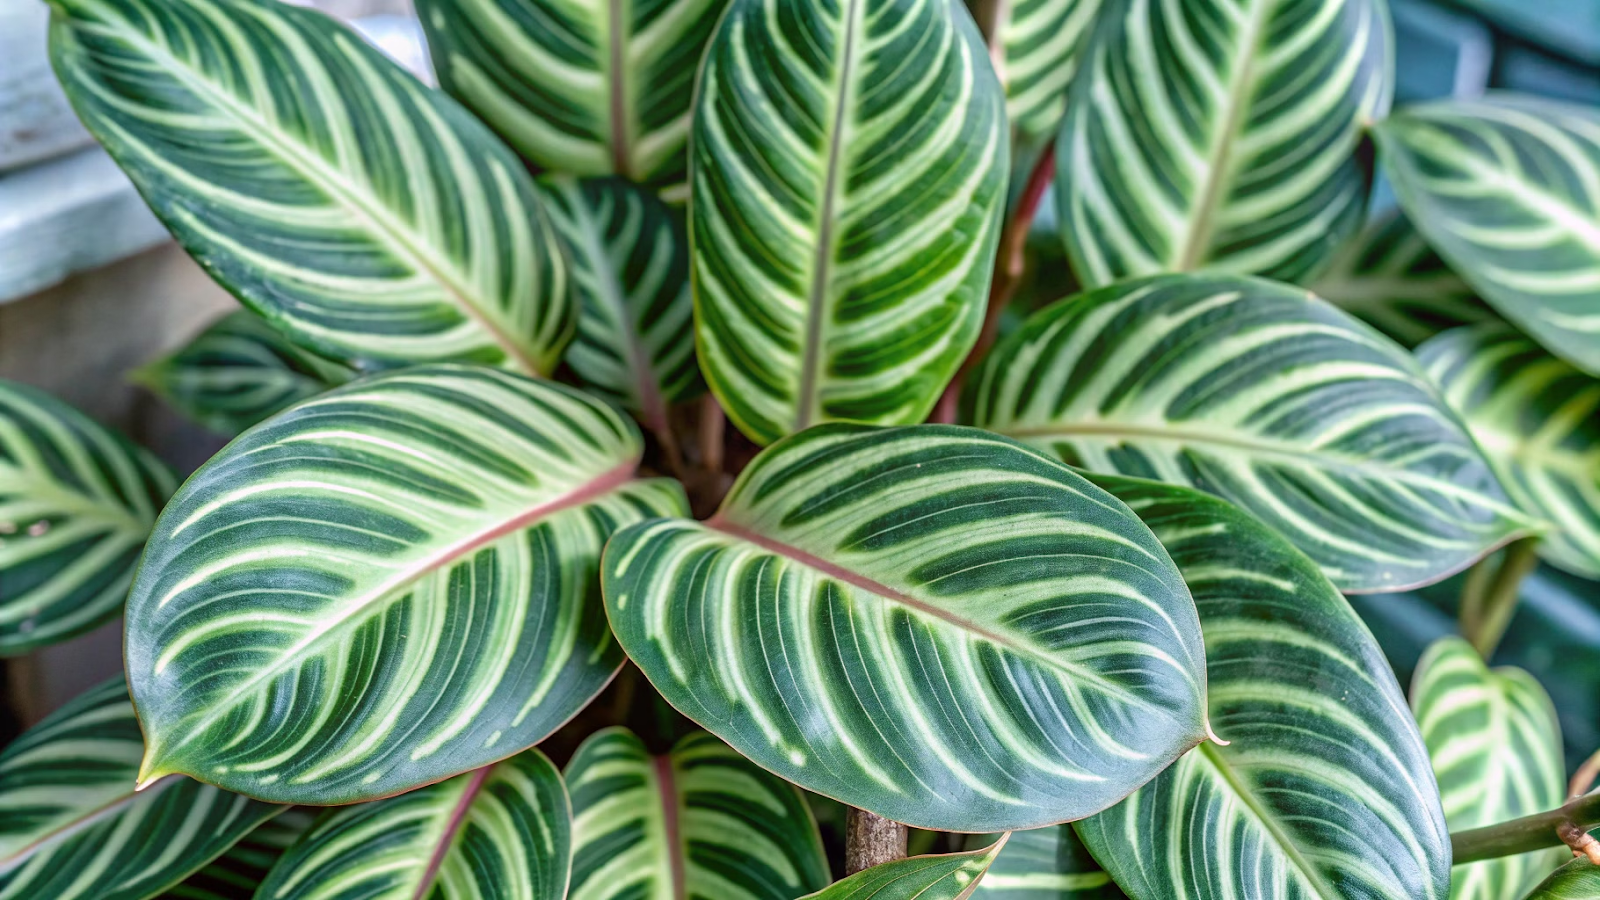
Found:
[50,0,573,375]
[1523,860,1600,900]
[135,312,353,437]
[965,826,1124,899]
[160,810,315,900]
[1376,96,1600,375]
[1076,477,1451,900]
[603,424,1209,831]
[255,750,570,900]
[1056,0,1391,287]
[691,0,1009,445]
[965,274,1533,593]
[1313,210,1496,348]
[800,840,1007,900]
[1419,324,1600,580]
[540,176,700,431]
[0,679,281,900]
[416,0,728,187]
[0,379,175,654]
[967,0,1104,141]
[126,365,689,803]
[1411,636,1567,900]
[565,727,830,900]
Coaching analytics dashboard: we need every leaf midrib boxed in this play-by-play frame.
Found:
[995,419,1521,510]
[652,753,687,900]
[145,461,638,770]
[794,0,863,432]
[705,517,1183,718]
[411,765,493,900]
[0,774,182,873]
[82,3,538,374]
[1175,0,1271,271]
[606,0,633,177]
[1197,742,1344,900]
[569,194,667,430]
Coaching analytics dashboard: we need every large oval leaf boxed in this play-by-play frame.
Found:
[1411,636,1567,900]
[1524,860,1600,900]
[128,365,688,803]
[50,0,573,374]
[966,826,1124,898]
[964,273,1533,593]
[802,840,1006,900]
[1075,477,1451,900]
[0,679,281,900]
[416,0,728,187]
[691,0,1009,445]
[1420,324,1600,579]
[135,312,352,438]
[1312,210,1496,348]
[604,424,1208,832]
[541,176,700,432]
[1055,0,1391,286]
[158,810,315,900]
[1376,96,1600,375]
[565,727,830,899]
[967,0,1104,141]
[0,380,175,654]
[257,749,569,899]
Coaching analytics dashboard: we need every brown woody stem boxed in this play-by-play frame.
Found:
[1453,790,1600,864]
[844,807,907,876]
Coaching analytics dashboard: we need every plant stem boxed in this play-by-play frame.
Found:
[1453,790,1600,864]
[844,807,907,875]
[1459,537,1540,658]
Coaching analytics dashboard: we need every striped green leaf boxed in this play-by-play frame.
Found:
[967,0,1104,141]
[965,826,1124,899]
[0,379,175,654]
[256,750,569,900]
[604,424,1208,832]
[1420,324,1600,580]
[127,365,688,804]
[964,274,1533,593]
[50,0,573,375]
[691,0,1009,445]
[1313,210,1497,348]
[540,176,700,432]
[135,312,353,437]
[0,679,281,900]
[1376,96,1600,375]
[1411,636,1567,900]
[1056,0,1391,287]
[801,840,1007,900]
[565,727,830,900]
[159,810,315,900]
[1075,477,1451,900]
[416,0,728,188]
[1524,860,1600,900]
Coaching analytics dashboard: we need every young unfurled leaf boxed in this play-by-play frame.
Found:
[1313,210,1496,348]
[1076,478,1451,900]
[256,750,569,900]
[801,840,1007,900]
[1057,0,1391,286]
[1522,859,1600,900]
[417,0,729,188]
[566,728,830,900]
[966,274,1534,593]
[126,366,688,803]
[1412,636,1567,900]
[604,424,1208,832]
[1420,324,1600,580]
[0,679,281,900]
[965,826,1124,898]
[1377,96,1600,376]
[134,312,353,437]
[691,0,1009,444]
[540,176,701,432]
[0,380,174,654]
[51,0,573,374]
